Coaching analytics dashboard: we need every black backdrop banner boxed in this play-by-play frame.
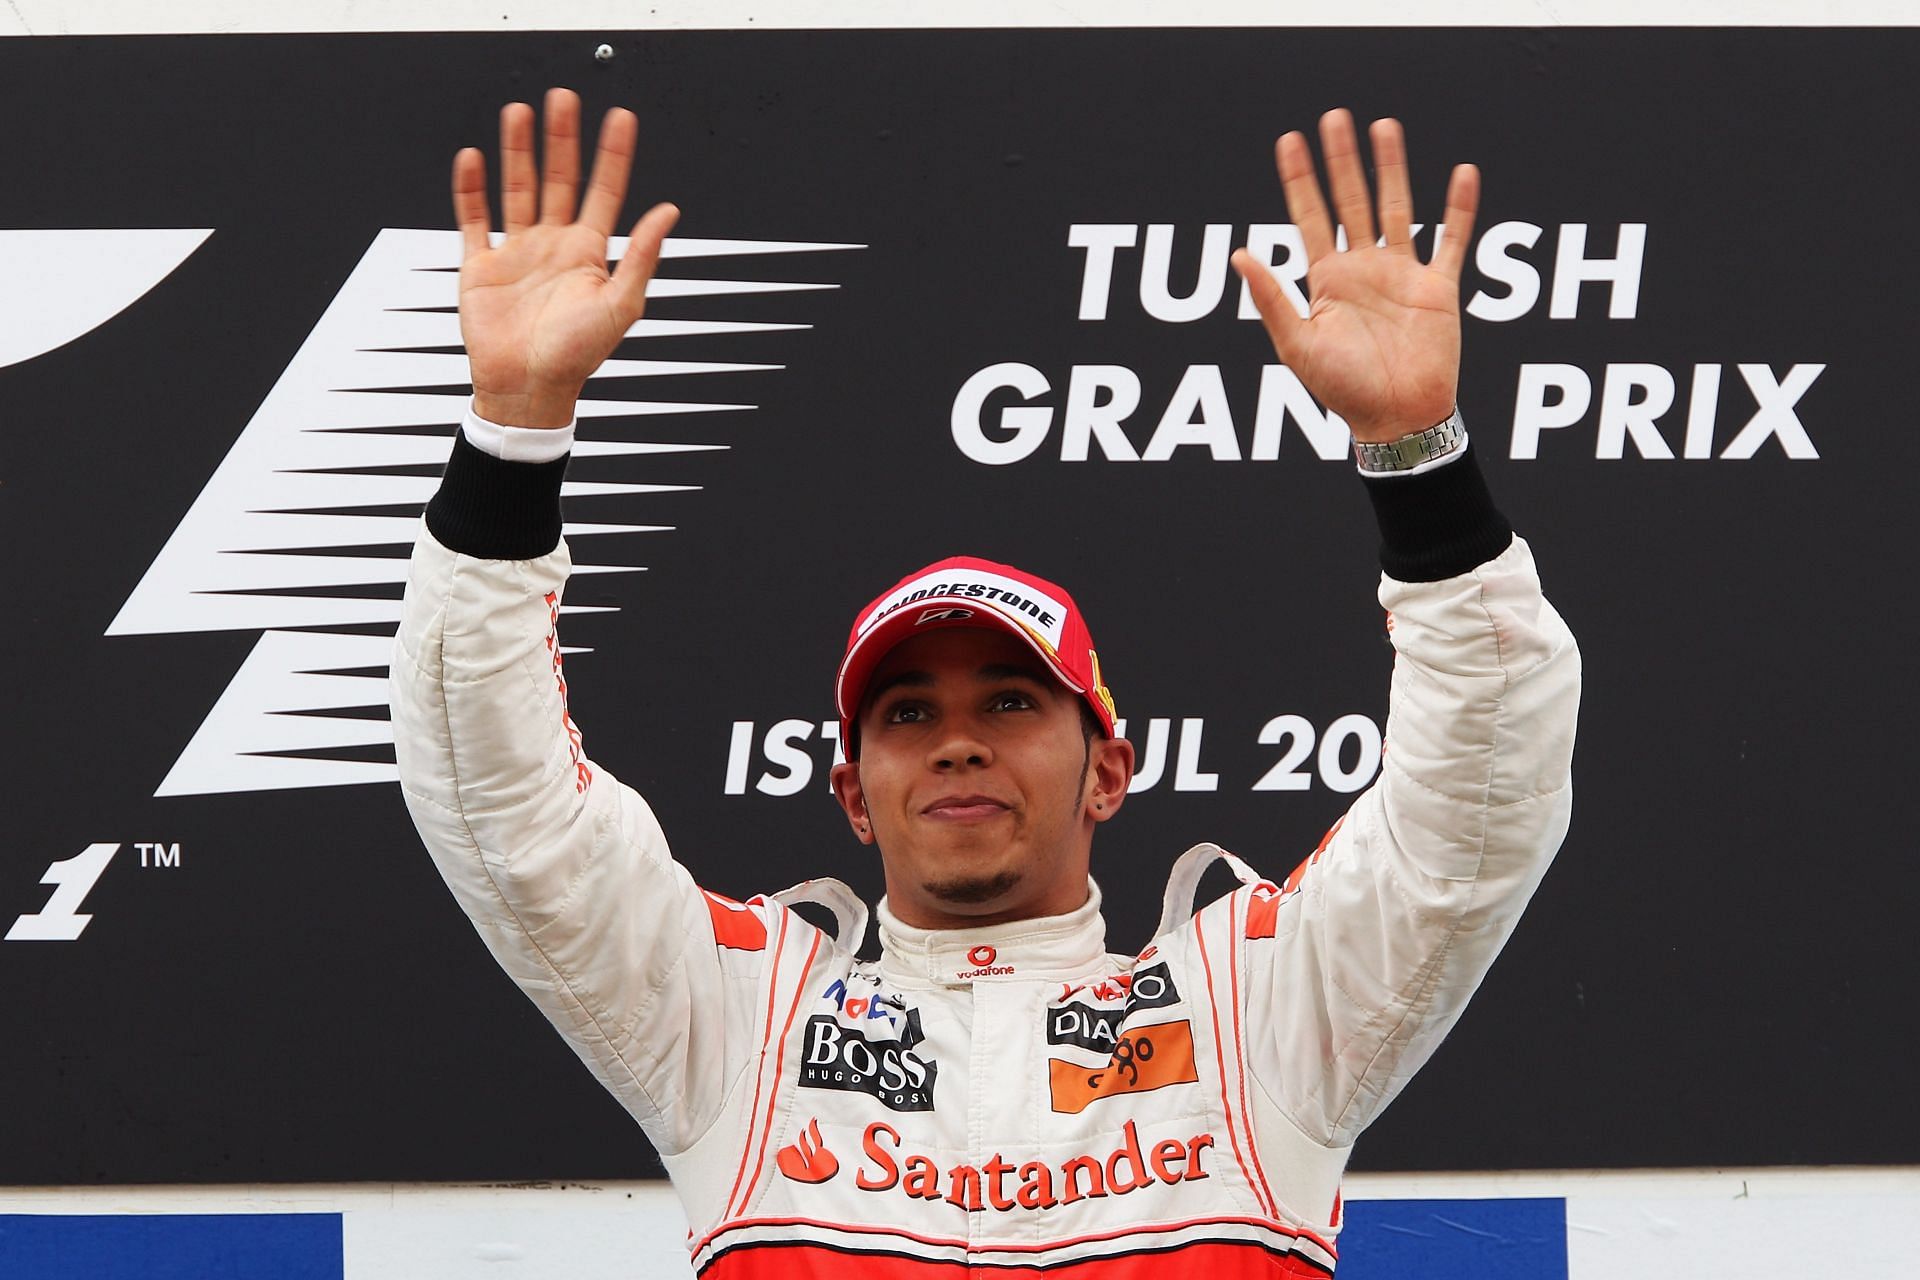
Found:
[1,29,1913,1183]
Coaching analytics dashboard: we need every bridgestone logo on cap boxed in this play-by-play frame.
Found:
[860,569,1069,652]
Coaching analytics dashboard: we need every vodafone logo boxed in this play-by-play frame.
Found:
[106,227,859,797]
[955,942,1014,980]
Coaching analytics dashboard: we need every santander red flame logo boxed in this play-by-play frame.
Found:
[775,1118,840,1185]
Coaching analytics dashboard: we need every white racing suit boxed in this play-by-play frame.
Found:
[392,458,1579,1277]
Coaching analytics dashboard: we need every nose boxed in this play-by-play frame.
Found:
[927,717,993,771]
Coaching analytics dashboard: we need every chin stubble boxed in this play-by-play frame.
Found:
[921,868,1023,906]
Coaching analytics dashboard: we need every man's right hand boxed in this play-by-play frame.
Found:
[1232,110,1476,445]
[453,87,679,429]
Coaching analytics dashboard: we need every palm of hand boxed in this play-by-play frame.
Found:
[1234,112,1479,445]
[1290,248,1460,440]
[460,225,629,402]
[450,93,677,427]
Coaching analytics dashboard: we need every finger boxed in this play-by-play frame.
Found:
[1319,108,1377,249]
[579,107,638,237]
[1232,248,1308,366]
[1275,131,1336,266]
[1370,117,1413,253]
[1432,162,1481,283]
[451,147,492,260]
[499,101,537,234]
[539,87,581,226]
[609,202,681,322]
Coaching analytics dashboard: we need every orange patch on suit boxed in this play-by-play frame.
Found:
[1249,815,1348,940]
[703,890,769,952]
[1048,1020,1199,1115]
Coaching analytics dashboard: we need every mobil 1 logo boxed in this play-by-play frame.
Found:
[801,1006,939,1113]
[1047,962,1182,1053]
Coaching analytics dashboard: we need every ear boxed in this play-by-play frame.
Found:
[830,761,876,845]
[1084,735,1135,823]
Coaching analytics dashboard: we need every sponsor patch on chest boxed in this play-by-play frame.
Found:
[775,1115,1216,1213]
[1045,961,1181,1051]
[1048,1019,1200,1114]
[1041,962,1197,1115]
[799,1007,939,1112]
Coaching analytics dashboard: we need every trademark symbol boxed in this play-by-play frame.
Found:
[135,841,183,869]
[7,841,187,942]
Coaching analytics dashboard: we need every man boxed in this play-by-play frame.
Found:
[393,88,1579,1276]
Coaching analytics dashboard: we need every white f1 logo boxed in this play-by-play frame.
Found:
[6,844,119,942]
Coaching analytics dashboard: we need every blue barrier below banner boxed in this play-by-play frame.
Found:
[1340,1197,1569,1279]
[4,1170,1909,1277]
[0,1213,342,1280]
[0,1201,1567,1278]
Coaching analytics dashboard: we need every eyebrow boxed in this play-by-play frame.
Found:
[864,661,1054,708]
[979,661,1053,686]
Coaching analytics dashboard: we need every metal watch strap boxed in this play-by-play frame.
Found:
[1352,407,1467,473]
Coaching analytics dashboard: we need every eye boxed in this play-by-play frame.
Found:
[884,700,930,724]
[989,690,1037,712]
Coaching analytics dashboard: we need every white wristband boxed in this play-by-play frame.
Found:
[461,398,576,463]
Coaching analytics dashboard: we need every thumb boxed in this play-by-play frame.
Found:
[1232,248,1308,367]
[609,201,681,321]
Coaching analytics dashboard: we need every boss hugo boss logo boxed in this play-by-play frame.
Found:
[799,1008,938,1112]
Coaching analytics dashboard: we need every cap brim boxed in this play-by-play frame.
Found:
[836,593,1086,727]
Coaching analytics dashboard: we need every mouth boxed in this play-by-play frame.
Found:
[921,794,1013,822]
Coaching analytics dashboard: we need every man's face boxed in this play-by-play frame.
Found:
[830,627,1131,930]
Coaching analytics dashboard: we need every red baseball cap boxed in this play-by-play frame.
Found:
[836,555,1118,756]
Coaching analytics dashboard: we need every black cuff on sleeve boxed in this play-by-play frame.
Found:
[1359,443,1514,582]
[423,429,569,559]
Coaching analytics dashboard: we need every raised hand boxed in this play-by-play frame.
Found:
[452,87,680,428]
[1232,110,1478,444]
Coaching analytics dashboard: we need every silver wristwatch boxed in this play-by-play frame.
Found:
[1352,407,1467,474]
